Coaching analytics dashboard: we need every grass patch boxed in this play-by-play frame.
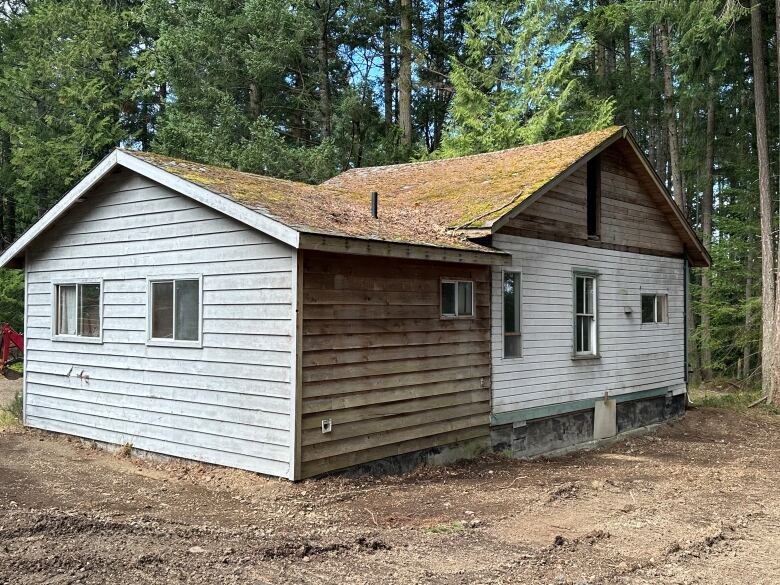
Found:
[425,521,464,535]
[0,390,22,429]
[689,381,780,414]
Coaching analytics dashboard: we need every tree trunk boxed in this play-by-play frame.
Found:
[699,75,715,381]
[750,0,775,399]
[383,0,394,125]
[0,129,10,248]
[431,0,446,150]
[648,25,658,170]
[248,82,260,120]
[771,0,780,404]
[398,0,413,149]
[744,250,754,380]
[316,3,333,140]
[659,22,684,210]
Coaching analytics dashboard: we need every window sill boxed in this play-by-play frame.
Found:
[146,339,203,349]
[440,315,475,320]
[571,353,601,361]
[51,335,103,344]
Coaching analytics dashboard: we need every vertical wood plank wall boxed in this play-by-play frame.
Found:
[300,252,491,478]
[24,169,296,477]
[502,143,684,258]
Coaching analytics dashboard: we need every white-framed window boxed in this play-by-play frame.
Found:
[441,279,474,318]
[641,293,668,324]
[574,272,598,357]
[503,270,522,358]
[147,276,202,345]
[52,281,102,341]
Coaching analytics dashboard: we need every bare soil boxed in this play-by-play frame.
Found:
[1,382,779,584]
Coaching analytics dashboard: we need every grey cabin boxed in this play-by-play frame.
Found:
[0,126,710,479]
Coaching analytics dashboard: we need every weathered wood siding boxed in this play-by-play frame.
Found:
[300,252,491,478]
[24,169,295,477]
[491,144,687,415]
[502,143,685,258]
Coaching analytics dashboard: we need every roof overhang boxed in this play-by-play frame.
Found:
[299,232,510,266]
[0,149,508,269]
[0,149,304,269]
[487,127,710,268]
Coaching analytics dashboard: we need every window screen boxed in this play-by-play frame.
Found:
[150,279,200,341]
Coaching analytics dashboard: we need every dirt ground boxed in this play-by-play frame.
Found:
[1,383,779,585]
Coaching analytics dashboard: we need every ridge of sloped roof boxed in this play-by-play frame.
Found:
[123,150,498,254]
[324,126,625,229]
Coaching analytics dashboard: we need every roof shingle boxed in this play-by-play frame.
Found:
[126,126,623,253]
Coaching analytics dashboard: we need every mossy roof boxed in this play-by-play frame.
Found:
[324,126,625,229]
[124,127,624,253]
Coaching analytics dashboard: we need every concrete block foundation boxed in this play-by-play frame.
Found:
[491,392,687,459]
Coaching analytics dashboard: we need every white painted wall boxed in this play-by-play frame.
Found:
[491,234,686,415]
[24,170,295,477]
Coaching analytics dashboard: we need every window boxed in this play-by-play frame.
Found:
[149,278,201,342]
[574,273,597,356]
[441,280,474,318]
[586,155,601,238]
[55,283,101,338]
[641,294,668,324]
[503,271,522,358]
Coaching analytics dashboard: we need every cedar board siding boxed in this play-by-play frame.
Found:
[300,252,491,478]
[24,169,295,478]
[503,144,684,258]
[491,146,687,415]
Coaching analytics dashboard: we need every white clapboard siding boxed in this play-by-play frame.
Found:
[24,169,295,477]
[491,235,686,415]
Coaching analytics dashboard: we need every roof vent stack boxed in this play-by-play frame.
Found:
[371,191,378,218]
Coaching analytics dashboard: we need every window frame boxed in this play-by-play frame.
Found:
[572,270,599,359]
[502,268,523,359]
[146,274,203,348]
[640,293,669,325]
[440,278,475,319]
[50,278,104,344]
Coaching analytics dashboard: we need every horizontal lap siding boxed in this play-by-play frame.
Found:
[491,236,686,414]
[299,252,491,478]
[24,170,294,477]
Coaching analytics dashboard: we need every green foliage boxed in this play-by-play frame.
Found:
[0,270,23,331]
[0,391,22,429]
[437,0,615,157]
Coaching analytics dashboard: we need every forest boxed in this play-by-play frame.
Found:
[0,0,778,396]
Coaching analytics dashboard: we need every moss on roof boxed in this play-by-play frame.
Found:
[125,126,624,252]
[324,126,625,228]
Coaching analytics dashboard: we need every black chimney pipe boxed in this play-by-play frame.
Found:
[371,191,378,218]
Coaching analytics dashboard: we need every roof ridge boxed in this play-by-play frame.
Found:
[324,125,625,183]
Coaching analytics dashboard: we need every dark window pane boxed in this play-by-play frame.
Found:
[175,280,199,341]
[504,272,517,333]
[504,334,521,358]
[584,278,594,314]
[441,282,456,315]
[78,284,101,337]
[641,294,656,323]
[152,281,174,339]
[458,281,473,316]
[576,277,585,314]
[57,285,77,336]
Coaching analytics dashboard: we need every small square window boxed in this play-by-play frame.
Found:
[641,294,668,324]
[441,280,474,318]
[55,283,101,338]
[150,278,201,342]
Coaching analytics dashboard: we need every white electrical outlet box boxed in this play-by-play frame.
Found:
[321,419,332,434]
